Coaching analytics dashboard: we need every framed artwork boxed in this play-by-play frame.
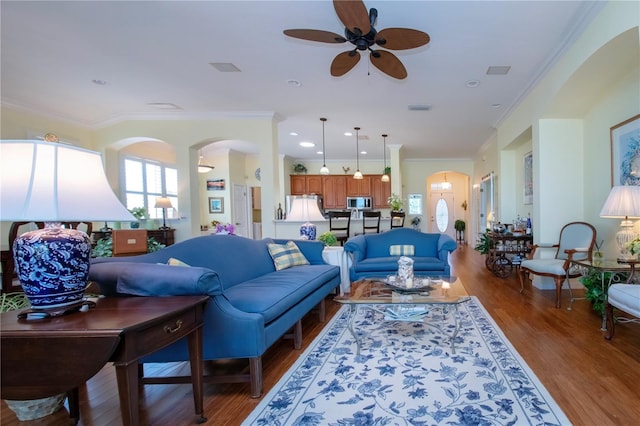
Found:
[523,151,533,205]
[611,114,640,186]
[208,197,224,214]
[207,179,225,191]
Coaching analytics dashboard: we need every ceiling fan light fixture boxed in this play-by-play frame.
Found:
[319,118,330,175]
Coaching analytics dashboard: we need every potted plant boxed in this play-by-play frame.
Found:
[383,166,391,175]
[387,193,403,211]
[454,220,466,243]
[318,231,338,247]
[128,207,147,229]
[91,236,165,257]
[293,163,307,174]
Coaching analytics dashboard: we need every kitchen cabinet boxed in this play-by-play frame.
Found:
[371,176,391,208]
[346,175,372,197]
[323,175,347,209]
[290,175,323,195]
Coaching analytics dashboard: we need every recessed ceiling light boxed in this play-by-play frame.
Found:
[147,102,182,110]
[361,151,367,155]
[299,141,315,148]
[344,132,353,136]
[486,66,511,75]
[210,62,241,72]
[92,79,107,85]
[465,80,480,88]
[289,132,298,136]
[287,79,302,87]
[316,151,323,155]
[408,104,431,111]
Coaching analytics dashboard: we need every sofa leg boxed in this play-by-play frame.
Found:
[318,298,326,322]
[293,319,302,350]
[249,357,263,398]
[604,303,615,340]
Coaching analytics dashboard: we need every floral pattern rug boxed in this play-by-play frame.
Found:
[243,297,571,426]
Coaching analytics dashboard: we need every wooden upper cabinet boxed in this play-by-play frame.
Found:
[306,175,323,195]
[346,175,372,197]
[323,175,347,209]
[371,175,391,208]
[290,175,324,195]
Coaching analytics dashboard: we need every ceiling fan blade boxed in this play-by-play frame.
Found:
[376,28,431,50]
[370,50,407,80]
[283,29,346,43]
[333,0,370,35]
[331,50,361,77]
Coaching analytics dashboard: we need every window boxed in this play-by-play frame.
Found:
[123,157,178,220]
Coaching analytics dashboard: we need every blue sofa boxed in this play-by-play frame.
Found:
[89,235,340,397]
[344,228,457,281]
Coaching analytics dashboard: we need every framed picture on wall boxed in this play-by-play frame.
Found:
[610,114,640,186]
[207,179,225,191]
[209,197,224,214]
[523,151,533,205]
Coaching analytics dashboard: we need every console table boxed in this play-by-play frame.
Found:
[1,295,208,425]
[92,228,175,247]
[485,232,533,277]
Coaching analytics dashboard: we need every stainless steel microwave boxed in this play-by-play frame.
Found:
[346,196,372,210]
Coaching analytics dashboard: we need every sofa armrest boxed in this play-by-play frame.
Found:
[89,262,223,297]
[344,235,367,262]
[437,234,457,259]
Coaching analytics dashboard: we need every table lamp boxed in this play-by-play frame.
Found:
[599,185,640,261]
[154,197,174,229]
[0,140,135,312]
[287,196,325,240]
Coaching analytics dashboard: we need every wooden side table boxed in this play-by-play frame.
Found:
[1,295,209,425]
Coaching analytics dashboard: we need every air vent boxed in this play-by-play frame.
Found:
[210,62,241,72]
[358,134,369,140]
[408,104,431,111]
[486,66,511,75]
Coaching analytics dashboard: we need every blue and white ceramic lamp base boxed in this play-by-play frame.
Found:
[13,226,91,309]
[299,223,317,240]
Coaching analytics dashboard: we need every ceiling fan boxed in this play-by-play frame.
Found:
[283,0,430,80]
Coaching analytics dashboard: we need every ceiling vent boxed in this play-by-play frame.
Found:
[210,62,241,72]
[408,104,431,111]
[486,66,511,75]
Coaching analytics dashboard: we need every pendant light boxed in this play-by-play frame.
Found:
[441,173,452,190]
[319,117,329,175]
[381,133,390,182]
[198,150,215,173]
[353,127,363,180]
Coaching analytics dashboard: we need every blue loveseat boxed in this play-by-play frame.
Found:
[88,235,340,397]
[344,228,457,281]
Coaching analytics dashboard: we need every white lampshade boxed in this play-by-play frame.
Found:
[154,197,174,210]
[600,185,640,260]
[287,197,325,222]
[599,185,640,219]
[319,165,330,175]
[0,140,134,222]
[353,170,363,180]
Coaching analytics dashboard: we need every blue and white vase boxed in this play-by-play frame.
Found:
[13,226,91,309]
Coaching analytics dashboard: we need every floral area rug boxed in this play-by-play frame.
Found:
[243,297,571,425]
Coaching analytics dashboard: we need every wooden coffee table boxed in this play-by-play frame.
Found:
[335,276,470,354]
[1,295,209,425]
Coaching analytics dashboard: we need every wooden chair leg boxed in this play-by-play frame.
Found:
[554,277,565,308]
[518,269,528,294]
[249,357,263,398]
[604,303,615,340]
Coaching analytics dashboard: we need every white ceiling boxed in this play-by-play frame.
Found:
[1,1,604,162]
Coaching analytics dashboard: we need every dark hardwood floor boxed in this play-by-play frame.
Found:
[2,245,639,425]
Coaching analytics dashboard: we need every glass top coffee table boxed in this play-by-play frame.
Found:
[335,276,470,354]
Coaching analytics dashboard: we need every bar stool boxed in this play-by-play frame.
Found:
[328,211,352,246]
[360,211,381,234]
[390,211,405,229]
